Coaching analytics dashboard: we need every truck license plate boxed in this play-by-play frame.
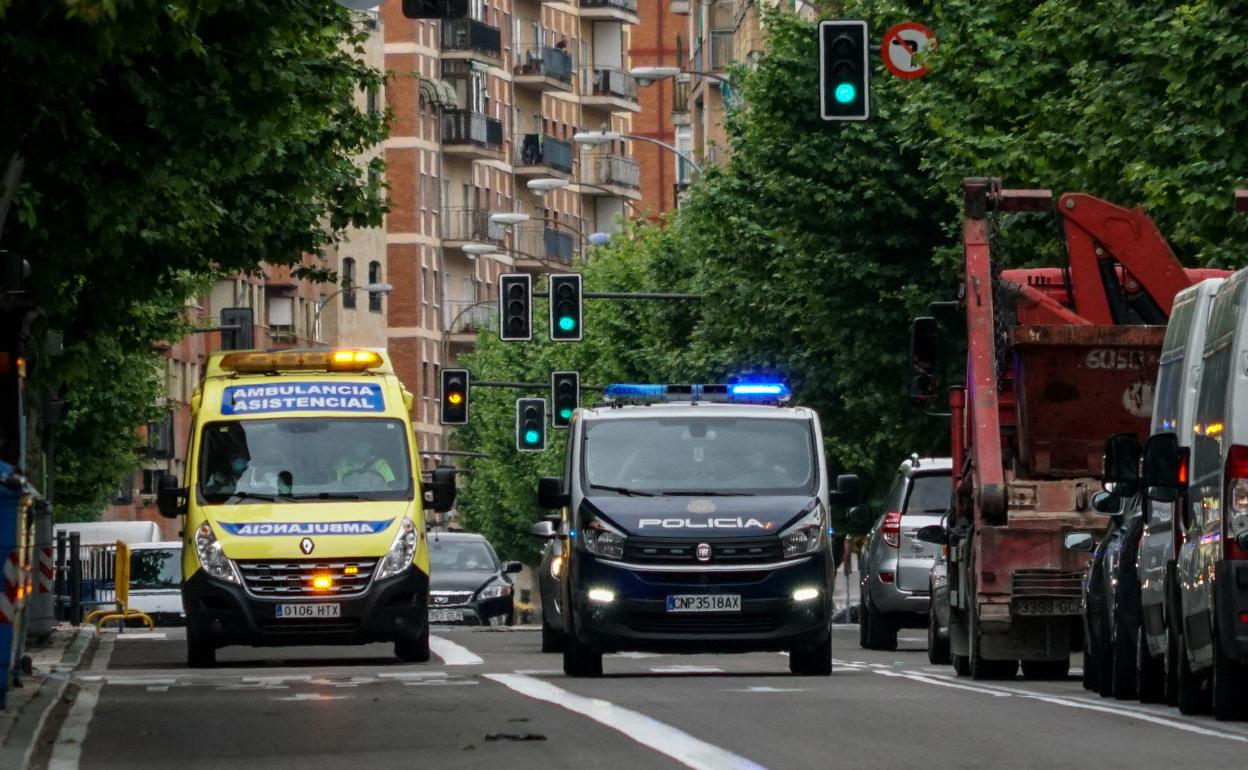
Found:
[666,594,741,613]
[429,609,465,622]
[275,603,341,619]
[1015,598,1080,616]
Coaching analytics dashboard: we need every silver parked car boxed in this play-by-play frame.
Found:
[855,457,952,650]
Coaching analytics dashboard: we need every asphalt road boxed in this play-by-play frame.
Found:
[37,625,1248,770]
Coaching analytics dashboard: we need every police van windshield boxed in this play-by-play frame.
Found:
[198,418,412,503]
[583,417,817,496]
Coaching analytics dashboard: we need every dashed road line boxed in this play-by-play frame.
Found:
[430,634,484,665]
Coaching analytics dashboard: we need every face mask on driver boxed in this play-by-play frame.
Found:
[231,457,249,474]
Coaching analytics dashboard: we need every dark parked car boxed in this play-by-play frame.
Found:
[533,524,566,652]
[427,532,522,626]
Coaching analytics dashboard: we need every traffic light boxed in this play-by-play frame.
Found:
[548,273,583,342]
[551,371,579,428]
[499,273,532,341]
[219,308,255,351]
[401,0,468,19]
[440,368,470,425]
[516,398,547,452]
[819,20,869,121]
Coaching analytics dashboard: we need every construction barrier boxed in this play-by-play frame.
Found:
[83,541,153,630]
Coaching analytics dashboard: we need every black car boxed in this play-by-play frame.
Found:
[427,532,522,626]
[533,526,566,653]
[1073,492,1144,698]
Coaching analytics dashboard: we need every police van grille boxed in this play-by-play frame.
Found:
[623,612,785,635]
[237,558,377,597]
[622,536,782,565]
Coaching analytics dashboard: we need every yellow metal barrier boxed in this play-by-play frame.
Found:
[84,540,154,630]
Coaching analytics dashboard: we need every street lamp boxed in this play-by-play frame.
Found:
[527,177,643,215]
[630,65,732,87]
[573,131,702,175]
[488,211,606,246]
[314,281,392,343]
[461,243,497,257]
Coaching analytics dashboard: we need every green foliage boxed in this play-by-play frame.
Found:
[1,1,387,515]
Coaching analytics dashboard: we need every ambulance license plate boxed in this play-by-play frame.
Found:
[276,603,341,619]
[429,609,465,622]
[666,594,741,613]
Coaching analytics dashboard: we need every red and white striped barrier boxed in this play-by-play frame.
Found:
[0,552,20,624]
[38,545,52,594]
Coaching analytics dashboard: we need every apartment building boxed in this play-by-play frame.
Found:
[380,0,646,463]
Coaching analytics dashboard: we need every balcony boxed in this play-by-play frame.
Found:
[513,46,574,92]
[441,207,505,247]
[580,66,639,113]
[515,134,574,178]
[443,300,496,343]
[441,109,504,160]
[577,153,641,198]
[512,223,580,269]
[671,76,690,126]
[710,29,733,71]
[578,0,639,24]
[440,18,502,65]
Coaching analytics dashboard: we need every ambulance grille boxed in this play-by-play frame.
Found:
[237,558,377,597]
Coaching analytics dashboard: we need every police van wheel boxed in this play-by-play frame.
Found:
[186,628,216,669]
[562,636,602,677]
[395,625,431,663]
[789,636,832,676]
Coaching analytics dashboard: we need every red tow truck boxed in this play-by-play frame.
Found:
[920,178,1224,679]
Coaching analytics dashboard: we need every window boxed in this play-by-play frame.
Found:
[366,86,380,115]
[368,261,383,312]
[141,469,167,496]
[342,258,357,309]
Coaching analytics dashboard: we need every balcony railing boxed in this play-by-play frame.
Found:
[582,66,637,101]
[441,207,504,242]
[441,18,502,58]
[672,77,690,113]
[514,223,580,265]
[517,134,574,172]
[710,29,733,70]
[441,109,503,149]
[444,300,495,335]
[583,154,640,189]
[544,228,576,264]
[579,0,638,12]
[514,46,574,83]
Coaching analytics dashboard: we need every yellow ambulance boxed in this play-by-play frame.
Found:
[157,349,456,667]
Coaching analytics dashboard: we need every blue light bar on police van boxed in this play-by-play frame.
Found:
[602,382,790,404]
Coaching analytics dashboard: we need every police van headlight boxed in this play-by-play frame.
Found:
[194,522,239,583]
[376,518,418,581]
[779,504,825,559]
[582,519,626,560]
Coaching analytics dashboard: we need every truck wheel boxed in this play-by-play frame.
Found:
[864,595,898,651]
[395,624,431,663]
[1177,634,1210,716]
[1081,650,1097,691]
[1212,629,1248,721]
[1163,623,1181,707]
[927,603,950,665]
[1136,623,1166,704]
[1021,659,1070,680]
[186,626,217,669]
[1110,615,1137,700]
[969,608,1016,680]
[790,635,832,676]
[541,619,565,653]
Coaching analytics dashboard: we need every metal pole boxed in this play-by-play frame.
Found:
[54,530,65,621]
[68,532,81,625]
[529,290,703,300]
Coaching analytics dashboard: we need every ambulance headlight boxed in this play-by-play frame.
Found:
[376,518,418,580]
[582,519,625,560]
[779,504,825,558]
[194,522,239,583]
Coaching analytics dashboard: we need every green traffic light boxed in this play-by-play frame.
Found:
[834,82,856,104]
[558,316,577,332]
[524,429,541,444]
[559,408,573,419]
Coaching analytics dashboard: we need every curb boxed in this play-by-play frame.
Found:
[0,626,98,770]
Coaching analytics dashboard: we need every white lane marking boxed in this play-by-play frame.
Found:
[48,634,116,770]
[430,635,484,665]
[649,665,724,674]
[244,674,312,685]
[728,686,805,693]
[876,670,1011,697]
[513,669,563,676]
[487,673,768,770]
[404,679,478,686]
[378,671,447,679]
[113,633,167,641]
[611,652,661,659]
[273,693,355,702]
[145,686,169,693]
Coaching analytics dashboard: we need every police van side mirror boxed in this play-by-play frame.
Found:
[537,477,568,510]
[156,474,187,519]
[1102,431,1141,497]
[830,473,861,506]
[529,520,557,539]
[425,467,457,512]
[1142,433,1188,504]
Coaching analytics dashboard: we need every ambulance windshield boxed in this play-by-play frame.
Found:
[198,418,413,503]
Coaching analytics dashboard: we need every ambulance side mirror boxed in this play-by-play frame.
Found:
[156,474,187,519]
[425,467,457,512]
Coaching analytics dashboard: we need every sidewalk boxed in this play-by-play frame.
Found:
[0,624,97,770]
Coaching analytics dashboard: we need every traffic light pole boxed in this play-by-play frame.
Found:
[472,380,606,392]
[531,291,702,301]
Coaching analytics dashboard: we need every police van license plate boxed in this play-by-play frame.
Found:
[276,603,341,619]
[666,594,741,613]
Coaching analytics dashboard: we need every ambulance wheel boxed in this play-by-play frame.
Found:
[789,635,832,676]
[186,627,217,669]
[395,624,431,663]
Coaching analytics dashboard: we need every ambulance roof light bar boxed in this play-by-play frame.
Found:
[601,382,791,404]
[220,349,384,374]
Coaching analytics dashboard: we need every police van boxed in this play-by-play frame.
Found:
[157,349,455,667]
[533,383,850,677]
